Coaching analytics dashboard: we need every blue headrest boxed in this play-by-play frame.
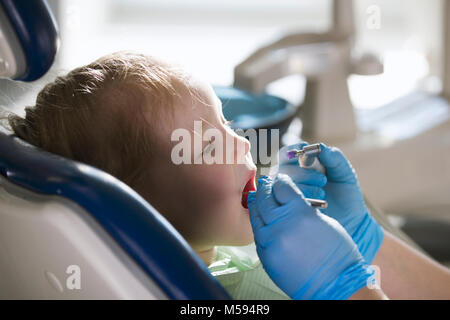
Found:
[0,0,58,81]
[0,132,230,299]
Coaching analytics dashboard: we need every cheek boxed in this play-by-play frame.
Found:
[194,166,251,236]
[166,162,249,245]
[187,165,237,206]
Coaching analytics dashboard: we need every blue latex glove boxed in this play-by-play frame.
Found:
[279,142,384,263]
[248,174,374,300]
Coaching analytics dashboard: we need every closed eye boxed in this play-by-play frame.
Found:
[203,138,215,155]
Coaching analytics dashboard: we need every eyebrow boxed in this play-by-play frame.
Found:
[189,97,225,137]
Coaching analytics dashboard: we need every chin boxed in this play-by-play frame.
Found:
[235,218,255,245]
[225,237,254,247]
[240,237,255,246]
[214,200,255,246]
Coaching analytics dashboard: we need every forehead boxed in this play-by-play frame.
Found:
[189,77,221,112]
[172,77,223,129]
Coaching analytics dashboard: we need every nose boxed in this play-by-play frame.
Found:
[232,133,251,164]
[237,134,251,155]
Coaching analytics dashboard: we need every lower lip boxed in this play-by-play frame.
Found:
[241,177,257,210]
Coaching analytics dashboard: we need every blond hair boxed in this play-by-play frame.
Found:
[2,51,190,194]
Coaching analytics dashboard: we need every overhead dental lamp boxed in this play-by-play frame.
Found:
[233,0,383,144]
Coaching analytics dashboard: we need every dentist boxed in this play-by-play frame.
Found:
[247,143,450,300]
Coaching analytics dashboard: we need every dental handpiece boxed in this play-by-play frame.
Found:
[286,144,326,174]
[286,143,327,208]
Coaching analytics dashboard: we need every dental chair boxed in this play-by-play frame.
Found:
[0,0,230,299]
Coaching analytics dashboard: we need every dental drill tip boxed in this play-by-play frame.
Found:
[287,150,298,160]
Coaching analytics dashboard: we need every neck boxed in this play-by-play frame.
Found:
[195,246,217,266]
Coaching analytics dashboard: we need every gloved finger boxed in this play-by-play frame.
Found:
[278,163,327,187]
[255,198,312,249]
[255,236,273,261]
[254,176,285,225]
[247,191,264,231]
[253,226,275,249]
[278,141,309,165]
[318,143,357,183]
[295,184,326,200]
[253,222,276,248]
[249,191,280,248]
[272,173,311,209]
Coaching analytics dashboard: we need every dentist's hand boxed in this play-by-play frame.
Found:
[248,174,374,300]
[279,142,384,263]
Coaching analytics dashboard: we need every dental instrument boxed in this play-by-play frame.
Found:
[286,143,327,209]
[243,194,327,209]
[305,198,328,209]
[286,143,326,175]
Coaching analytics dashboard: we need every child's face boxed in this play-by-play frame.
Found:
[147,77,256,251]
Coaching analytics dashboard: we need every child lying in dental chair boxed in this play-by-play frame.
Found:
[2,51,288,299]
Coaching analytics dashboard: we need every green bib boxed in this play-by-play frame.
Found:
[208,243,290,300]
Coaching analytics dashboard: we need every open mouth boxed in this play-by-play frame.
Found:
[241,175,257,209]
